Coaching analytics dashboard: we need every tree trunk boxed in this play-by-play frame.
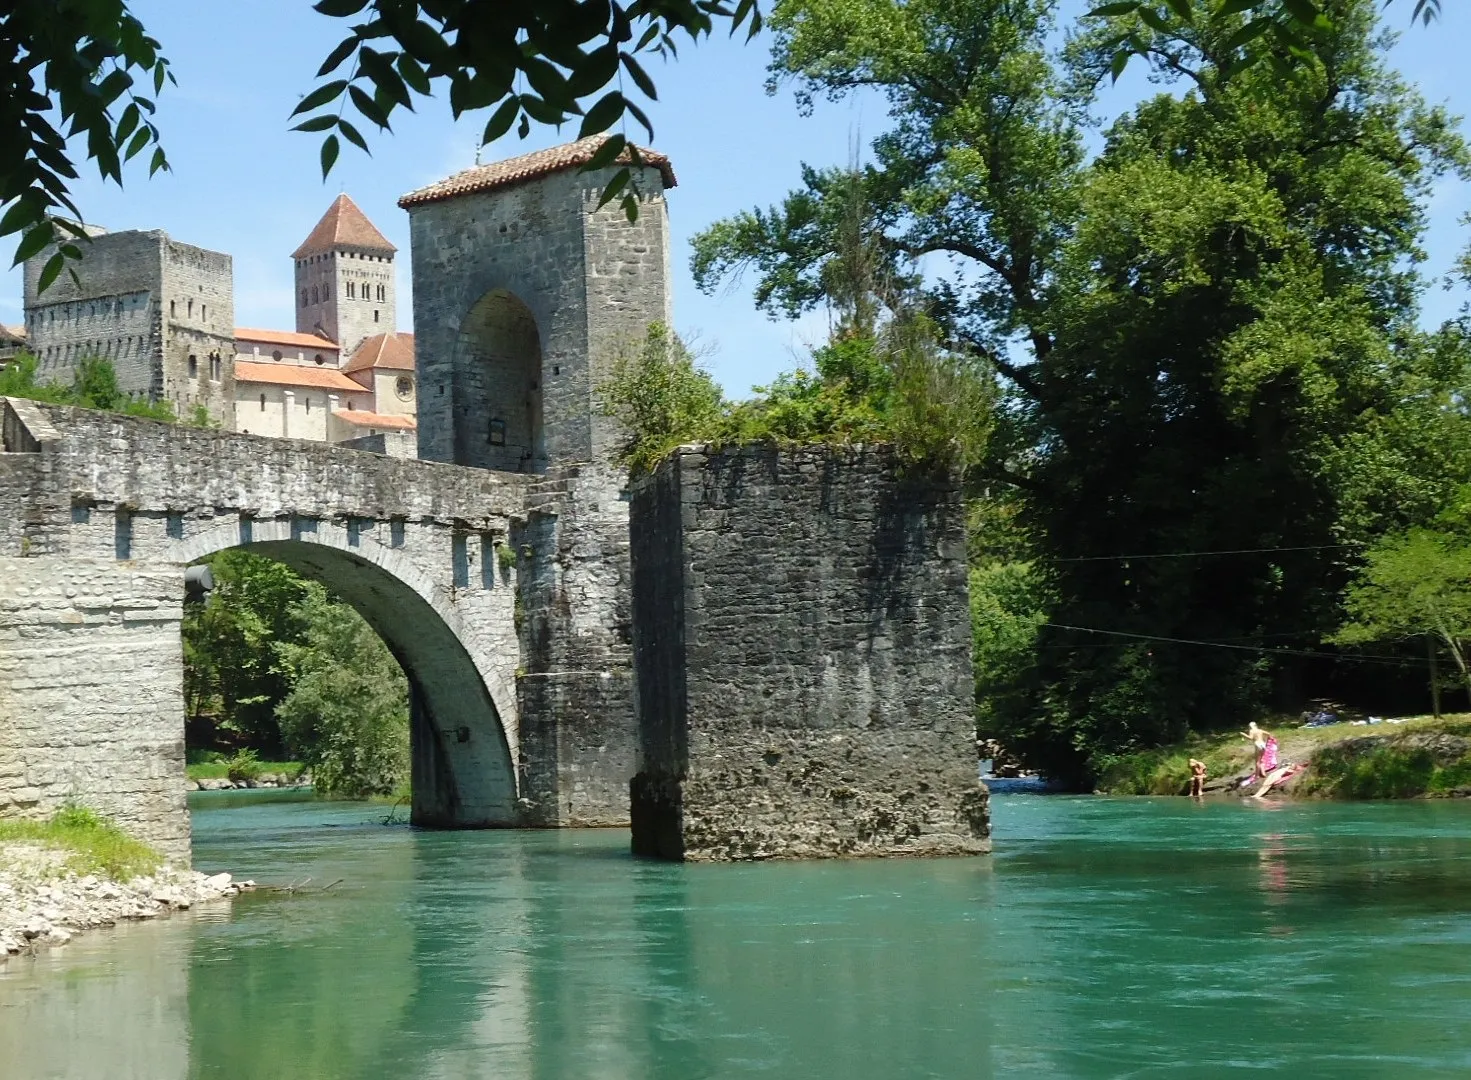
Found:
[1429,635,1441,718]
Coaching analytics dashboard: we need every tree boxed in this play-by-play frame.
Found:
[1335,527,1471,710]
[0,352,177,420]
[2,0,761,282]
[182,550,312,754]
[696,0,1471,779]
[275,583,410,798]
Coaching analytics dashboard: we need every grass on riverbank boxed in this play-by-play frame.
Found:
[0,805,163,880]
[1095,713,1471,798]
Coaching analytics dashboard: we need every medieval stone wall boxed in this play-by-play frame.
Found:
[405,164,670,470]
[515,463,636,826]
[0,556,191,863]
[629,445,990,861]
[160,239,235,426]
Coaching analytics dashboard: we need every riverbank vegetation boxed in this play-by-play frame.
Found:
[183,551,408,799]
[0,805,163,881]
[0,352,211,426]
[670,0,1471,786]
[1095,715,1471,798]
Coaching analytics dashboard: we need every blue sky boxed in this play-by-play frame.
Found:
[2,0,1467,396]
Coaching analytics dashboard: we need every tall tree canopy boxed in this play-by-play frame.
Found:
[695,0,1471,779]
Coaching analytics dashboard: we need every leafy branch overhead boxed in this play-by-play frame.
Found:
[292,0,764,220]
[0,0,175,292]
[1087,0,1437,83]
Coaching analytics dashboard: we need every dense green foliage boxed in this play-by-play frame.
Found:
[0,352,180,421]
[183,552,409,798]
[1335,523,1471,707]
[695,0,1471,782]
[275,585,411,798]
[0,804,163,880]
[1299,734,1471,798]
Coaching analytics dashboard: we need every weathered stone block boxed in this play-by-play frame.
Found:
[628,445,990,861]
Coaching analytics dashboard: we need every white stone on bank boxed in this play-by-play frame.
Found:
[0,845,252,962]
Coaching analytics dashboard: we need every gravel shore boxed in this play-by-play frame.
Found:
[0,842,250,960]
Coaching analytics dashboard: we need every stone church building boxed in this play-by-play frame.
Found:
[19,194,417,453]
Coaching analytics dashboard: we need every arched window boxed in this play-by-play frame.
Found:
[346,282,355,299]
[187,298,193,317]
[187,354,197,378]
[259,394,266,411]
[312,285,319,304]
[169,300,175,318]
[301,289,309,308]
[373,309,379,323]
[305,397,312,414]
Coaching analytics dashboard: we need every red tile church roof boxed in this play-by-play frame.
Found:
[398,136,676,207]
[292,194,395,258]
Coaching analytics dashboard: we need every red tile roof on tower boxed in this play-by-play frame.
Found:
[398,136,676,208]
[343,331,415,374]
[292,194,396,258]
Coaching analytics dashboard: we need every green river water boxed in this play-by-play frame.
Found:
[3,791,1471,1078]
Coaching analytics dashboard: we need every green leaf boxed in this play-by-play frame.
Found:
[578,90,626,137]
[13,223,54,267]
[338,117,371,154]
[584,132,628,170]
[291,80,349,118]
[320,133,341,179]
[1161,0,1194,21]
[36,251,66,294]
[519,94,567,125]
[0,198,40,239]
[1279,0,1320,26]
[523,57,571,105]
[124,126,151,161]
[1137,8,1171,33]
[1215,0,1260,14]
[317,36,359,78]
[350,84,392,128]
[517,112,531,138]
[292,115,340,132]
[1224,17,1273,51]
[620,51,658,99]
[595,168,630,210]
[116,103,141,145]
[481,97,521,145]
[1109,48,1132,81]
[1087,1,1142,15]
[313,0,369,16]
[149,147,168,176]
[396,53,432,96]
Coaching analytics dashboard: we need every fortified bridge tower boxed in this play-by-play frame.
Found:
[400,136,677,828]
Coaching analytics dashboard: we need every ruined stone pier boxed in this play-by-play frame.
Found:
[628,445,991,861]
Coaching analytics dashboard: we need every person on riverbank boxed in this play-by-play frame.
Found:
[1188,758,1207,797]
[1241,722,1274,778]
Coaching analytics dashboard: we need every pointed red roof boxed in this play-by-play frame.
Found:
[292,194,395,258]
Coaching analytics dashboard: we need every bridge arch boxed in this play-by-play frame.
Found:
[179,519,519,827]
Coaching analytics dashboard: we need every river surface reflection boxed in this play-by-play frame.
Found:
[4,792,1471,1078]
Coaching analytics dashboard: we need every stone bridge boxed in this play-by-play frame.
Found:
[0,397,632,861]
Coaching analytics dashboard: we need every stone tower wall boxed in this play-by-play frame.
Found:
[628,445,991,861]
[161,240,235,426]
[294,248,395,355]
[22,231,236,426]
[23,231,165,396]
[405,163,670,470]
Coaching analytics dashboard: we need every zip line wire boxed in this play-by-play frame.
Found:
[1044,542,1363,563]
[1044,623,1428,669]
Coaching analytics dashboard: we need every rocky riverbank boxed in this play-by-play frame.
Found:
[188,772,310,792]
[0,842,252,961]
